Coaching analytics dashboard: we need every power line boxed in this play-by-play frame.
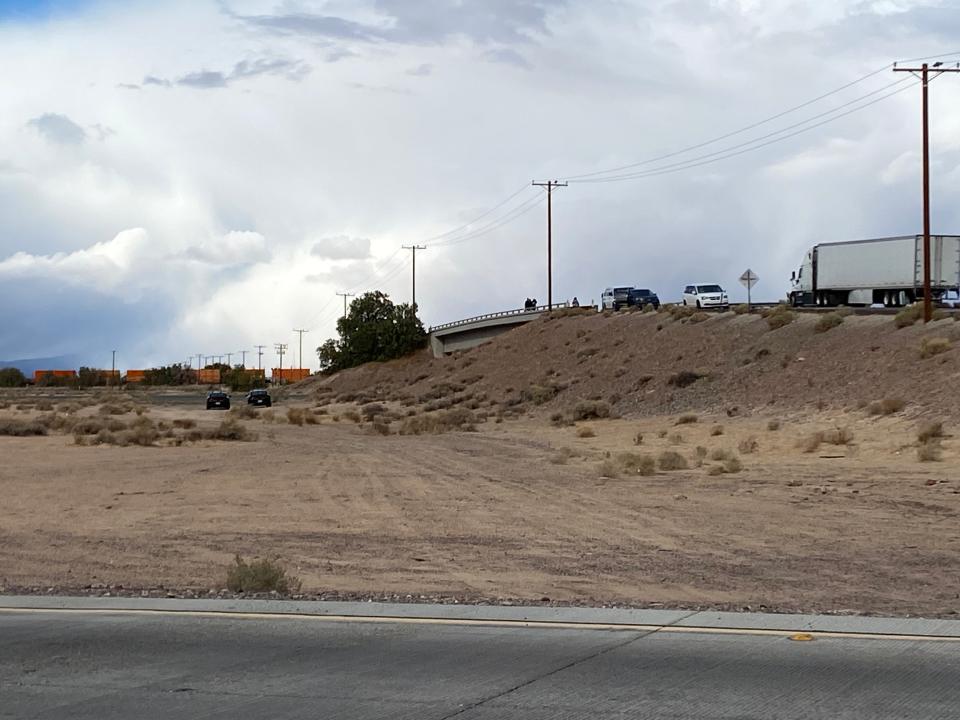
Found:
[571,80,919,184]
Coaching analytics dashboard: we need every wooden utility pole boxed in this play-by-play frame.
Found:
[893,61,960,322]
[293,329,308,372]
[255,345,266,371]
[274,343,287,385]
[532,180,568,310]
[336,292,355,318]
[402,245,426,309]
[110,350,116,388]
[239,350,248,368]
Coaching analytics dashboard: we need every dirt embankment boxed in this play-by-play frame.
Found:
[1,309,958,616]
[304,309,960,419]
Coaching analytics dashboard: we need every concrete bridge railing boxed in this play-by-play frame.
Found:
[428,303,570,357]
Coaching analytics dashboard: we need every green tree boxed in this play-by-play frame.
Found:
[0,367,26,387]
[317,291,426,373]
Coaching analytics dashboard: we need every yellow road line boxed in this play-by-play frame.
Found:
[1,606,958,642]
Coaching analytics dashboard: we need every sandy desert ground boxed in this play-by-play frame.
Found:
[1,384,957,617]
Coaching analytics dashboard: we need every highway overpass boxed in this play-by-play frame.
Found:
[428,303,572,357]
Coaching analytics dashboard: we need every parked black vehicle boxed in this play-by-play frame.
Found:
[627,288,660,309]
[246,389,272,407]
[206,390,230,410]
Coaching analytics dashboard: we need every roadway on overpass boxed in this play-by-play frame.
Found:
[2,600,958,719]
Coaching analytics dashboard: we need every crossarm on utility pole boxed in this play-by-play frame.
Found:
[893,61,960,322]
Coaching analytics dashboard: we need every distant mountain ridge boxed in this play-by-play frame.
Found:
[0,355,80,374]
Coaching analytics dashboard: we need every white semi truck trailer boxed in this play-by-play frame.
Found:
[788,234,960,307]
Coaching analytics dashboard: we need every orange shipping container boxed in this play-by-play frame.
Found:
[125,370,147,383]
[198,368,221,384]
[271,368,310,382]
[34,369,77,381]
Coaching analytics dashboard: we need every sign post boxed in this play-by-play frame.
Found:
[739,269,759,311]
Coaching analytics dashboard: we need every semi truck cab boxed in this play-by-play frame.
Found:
[789,250,814,306]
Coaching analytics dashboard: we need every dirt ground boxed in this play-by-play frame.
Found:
[1,386,958,617]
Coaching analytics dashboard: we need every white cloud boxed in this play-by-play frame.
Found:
[27,113,87,145]
[310,235,371,260]
[0,0,958,370]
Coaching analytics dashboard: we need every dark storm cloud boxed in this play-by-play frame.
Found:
[27,113,86,145]
[178,69,229,88]
[482,48,532,69]
[236,0,565,46]
[0,275,174,365]
[148,58,310,90]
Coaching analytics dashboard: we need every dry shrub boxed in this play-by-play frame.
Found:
[633,430,643,446]
[766,309,795,330]
[35,400,54,411]
[286,407,306,425]
[230,405,257,420]
[688,312,710,324]
[767,419,781,431]
[597,459,619,478]
[0,418,47,436]
[675,414,698,425]
[709,448,734,461]
[799,427,854,453]
[738,436,759,454]
[342,409,362,423]
[399,408,477,435]
[370,421,391,436]
[815,312,844,333]
[208,418,258,442]
[550,411,571,427]
[867,397,906,416]
[894,304,924,328]
[261,409,276,423]
[521,384,558,405]
[173,418,197,429]
[572,400,611,421]
[226,555,300,594]
[361,402,386,421]
[576,426,596,438]
[71,417,108,435]
[707,465,725,476]
[732,304,750,315]
[917,421,944,443]
[920,337,951,359]
[722,456,743,474]
[98,402,133,415]
[617,452,656,476]
[669,304,696,319]
[667,371,704,388]
[668,432,684,445]
[658,450,688,471]
[710,425,724,436]
[917,440,942,462]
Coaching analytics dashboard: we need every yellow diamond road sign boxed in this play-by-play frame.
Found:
[739,269,759,290]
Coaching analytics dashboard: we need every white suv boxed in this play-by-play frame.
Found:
[682,284,729,309]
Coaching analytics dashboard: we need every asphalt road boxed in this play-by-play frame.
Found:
[2,609,959,719]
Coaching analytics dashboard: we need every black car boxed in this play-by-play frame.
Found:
[627,288,660,309]
[246,389,272,407]
[206,391,231,410]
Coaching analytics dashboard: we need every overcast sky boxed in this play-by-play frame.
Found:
[2,0,959,370]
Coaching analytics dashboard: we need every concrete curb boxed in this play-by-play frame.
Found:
[2,596,959,638]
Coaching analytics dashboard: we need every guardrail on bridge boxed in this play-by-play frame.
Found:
[429,303,570,333]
